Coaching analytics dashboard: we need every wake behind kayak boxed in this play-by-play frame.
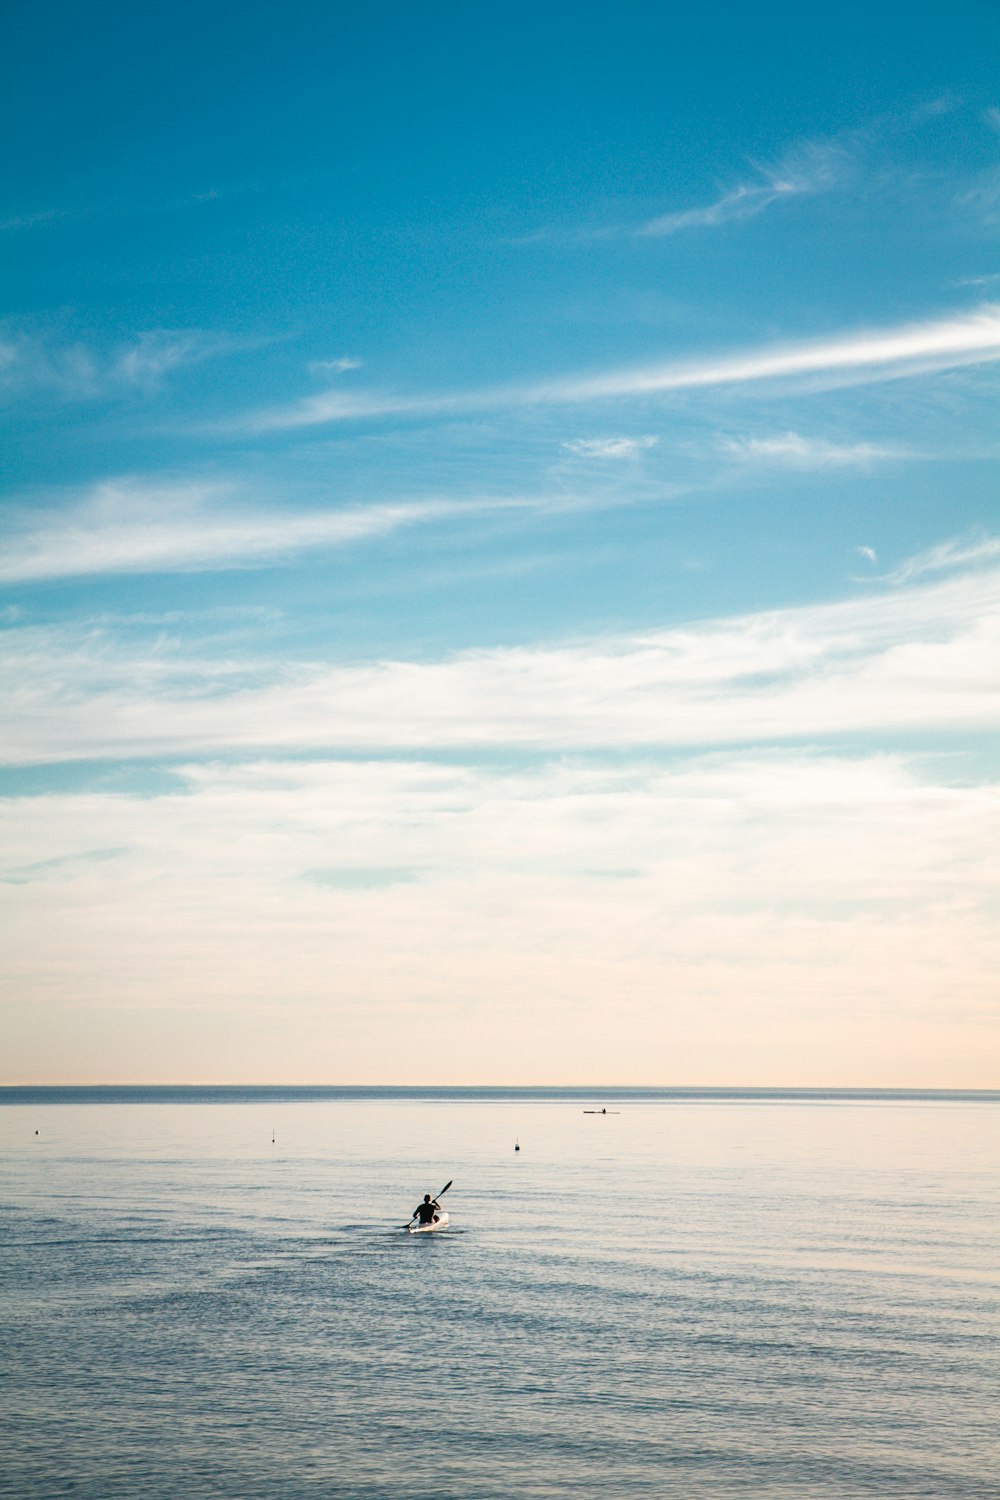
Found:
[407,1210,449,1234]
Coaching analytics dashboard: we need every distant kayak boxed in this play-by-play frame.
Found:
[408,1211,449,1234]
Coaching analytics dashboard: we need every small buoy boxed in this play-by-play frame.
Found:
[35,1130,39,1136]
[514,1140,520,1152]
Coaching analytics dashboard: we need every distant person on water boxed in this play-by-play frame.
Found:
[414,1194,441,1225]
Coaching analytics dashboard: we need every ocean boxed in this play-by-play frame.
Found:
[1,1089,997,1498]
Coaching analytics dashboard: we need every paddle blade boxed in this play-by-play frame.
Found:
[438,1179,453,1198]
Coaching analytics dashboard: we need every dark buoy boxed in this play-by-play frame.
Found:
[514,1139,520,1152]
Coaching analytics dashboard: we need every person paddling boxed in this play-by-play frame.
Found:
[413,1193,441,1226]
[405,1180,452,1232]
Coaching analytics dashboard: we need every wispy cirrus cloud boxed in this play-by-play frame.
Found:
[239,304,1000,434]
[308,356,363,376]
[2,549,997,765]
[0,479,535,584]
[516,133,854,245]
[883,532,1000,585]
[954,166,1000,226]
[637,180,785,237]
[527,102,969,248]
[718,431,905,469]
[639,137,851,238]
[561,435,658,459]
[0,326,246,403]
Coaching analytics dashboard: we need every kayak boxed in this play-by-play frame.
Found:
[408,1211,449,1234]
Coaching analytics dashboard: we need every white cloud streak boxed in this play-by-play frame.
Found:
[639,138,850,238]
[516,134,852,245]
[0,481,534,583]
[883,533,1000,585]
[639,181,788,237]
[241,305,1000,433]
[561,436,658,459]
[718,432,905,468]
[0,327,242,402]
[2,555,998,765]
[955,167,1000,226]
[308,356,363,375]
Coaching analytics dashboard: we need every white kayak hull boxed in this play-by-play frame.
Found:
[408,1211,449,1234]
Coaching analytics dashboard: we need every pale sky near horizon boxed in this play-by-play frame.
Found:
[2,2,999,1085]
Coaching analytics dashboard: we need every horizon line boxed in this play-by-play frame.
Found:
[3,1083,997,1098]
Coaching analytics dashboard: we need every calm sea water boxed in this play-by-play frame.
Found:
[1,1090,997,1499]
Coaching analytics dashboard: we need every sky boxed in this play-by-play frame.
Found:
[2,1,999,1085]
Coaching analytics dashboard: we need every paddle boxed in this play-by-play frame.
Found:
[404,1179,452,1228]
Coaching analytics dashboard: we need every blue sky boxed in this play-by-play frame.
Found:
[2,2,999,1084]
